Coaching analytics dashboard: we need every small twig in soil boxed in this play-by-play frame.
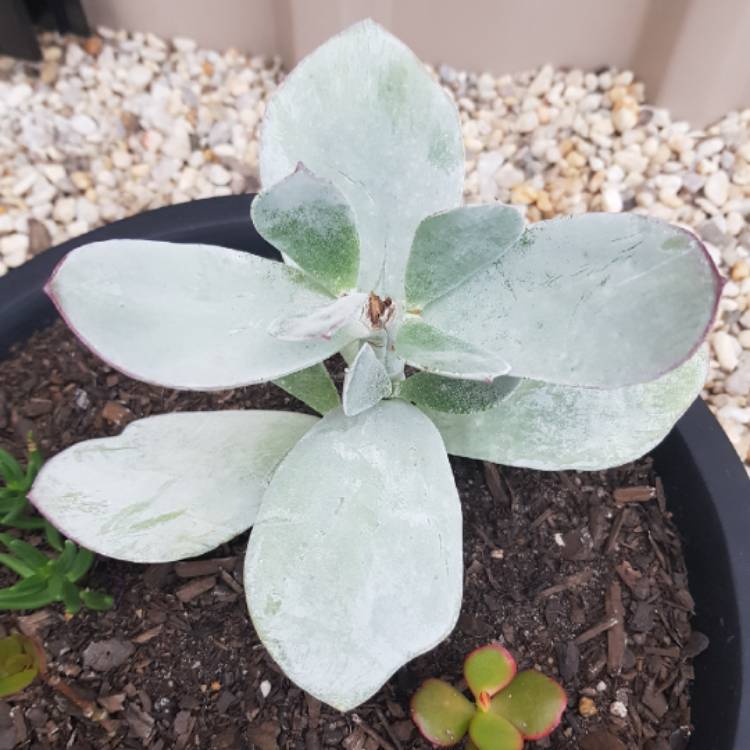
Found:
[655,476,667,514]
[557,471,586,505]
[605,508,627,554]
[606,581,626,674]
[483,462,510,507]
[219,567,244,595]
[613,485,656,503]
[530,507,555,529]
[375,707,403,750]
[574,616,620,645]
[537,569,593,599]
[351,714,396,750]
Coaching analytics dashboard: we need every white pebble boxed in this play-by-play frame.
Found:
[705,170,730,206]
[52,197,76,224]
[259,680,271,698]
[71,114,97,136]
[713,331,741,372]
[0,233,29,260]
[128,65,153,88]
[207,164,231,186]
[610,701,628,718]
[602,187,623,212]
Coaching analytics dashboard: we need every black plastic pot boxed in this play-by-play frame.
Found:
[1,196,748,749]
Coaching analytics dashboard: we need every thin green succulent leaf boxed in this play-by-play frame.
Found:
[397,373,519,414]
[80,589,114,611]
[268,292,368,342]
[44,523,64,553]
[425,346,708,471]
[0,554,34,579]
[251,166,360,296]
[0,668,38,697]
[260,19,464,298]
[491,671,567,740]
[422,214,721,388]
[468,711,523,750]
[0,585,55,610]
[46,573,64,600]
[342,344,392,416]
[0,574,47,596]
[411,679,475,746]
[47,240,354,391]
[55,541,78,576]
[0,451,23,484]
[30,410,317,563]
[245,401,463,711]
[273,363,340,415]
[395,318,510,381]
[61,579,82,614]
[4,514,47,531]
[65,547,94,583]
[464,644,516,701]
[6,538,48,570]
[405,204,524,309]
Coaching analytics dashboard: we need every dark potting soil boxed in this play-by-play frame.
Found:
[0,320,705,750]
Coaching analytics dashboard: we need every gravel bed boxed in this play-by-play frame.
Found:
[0,28,748,472]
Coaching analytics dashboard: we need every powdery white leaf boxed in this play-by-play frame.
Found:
[397,372,519,414]
[273,363,340,415]
[251,166,360,295]
[245,401,463,711]
[47,240,354,391]
[423,347,708,471]
[405,204,524,309]
[268,292,368,341]
[395,318,511,381]
[342,344,392,416]
[422,214,722,388]
[260,20,464,298]
[29,411,317,563]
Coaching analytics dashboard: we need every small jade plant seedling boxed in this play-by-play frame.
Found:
[0,633,42,698]
[0,440,112,614]
[30,21,720,711]
[412,645,566,749]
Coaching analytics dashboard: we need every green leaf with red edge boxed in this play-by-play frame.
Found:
[491,670,567,740]
[468,711,523,750]
[411,678,475,747]
[464,644,516,700]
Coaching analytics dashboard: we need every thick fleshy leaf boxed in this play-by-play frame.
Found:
[268,292,368,341]
[397,373,519,414]
[245,401,463,710]
[424,346,708,471]
[405,205,524,309]
[273,363,340,415]
[464,644,516,700]
[411,679,475,746]
[395,318,510,381]
[342,344,392,416]
[47,240,353,391]
[422,214,722,388]
[29,411,317,563]
[251,166,360,295]
[468,711,523,750]
[491,671,567,740]
[260,20,464,298]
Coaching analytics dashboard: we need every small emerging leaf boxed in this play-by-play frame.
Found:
[251,166,360,295]
[268,292,368,341]
[397,373,519,414]
[342,344,392,416]
[0,634,40,697]
[491,670,567,740]
[411,679,475,746]
[273,363,340,415]
[468,711,523,750]
[395,318,510,381]
[405,204,524,309]
[464,644,516,701]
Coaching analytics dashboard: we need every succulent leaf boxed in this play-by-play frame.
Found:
[268,292,368,341]
[245,401,463,711]
[491,670,567,739]
[273,363,340,415]
[395,318,510,381]
[251,166,360,296]
[397,373,519,414]
[424,346,707,470]
[260,19,464,298]
[464,644,516,700]
[342,344,393,416]
[405,204,524,309]
[0,634,40,697]
[46,240,354,391]
[29,411,317,563]
[422,214,722,388]
[411,678,475,746]
[468,711,523,750]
